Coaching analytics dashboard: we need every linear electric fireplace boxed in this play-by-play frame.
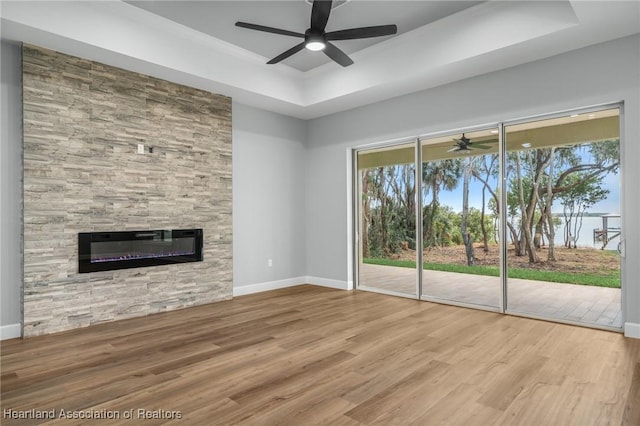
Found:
[79,229,203,273]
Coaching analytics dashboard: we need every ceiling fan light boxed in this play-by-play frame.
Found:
[306,40,326,51]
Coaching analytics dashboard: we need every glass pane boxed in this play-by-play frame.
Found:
[505,108,622,328]
[357,143,417,297]
[420,129,501,308]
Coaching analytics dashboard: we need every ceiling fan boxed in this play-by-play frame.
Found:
[447,134,494,153]
[235,0,398,67]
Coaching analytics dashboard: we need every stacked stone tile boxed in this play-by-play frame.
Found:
[22,45,233,337]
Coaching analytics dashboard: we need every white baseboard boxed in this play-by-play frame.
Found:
[0,323,22,340]
[624,322,640,339]
[305,276,350,291]
[233,276,351,296]
[233,276,306,296]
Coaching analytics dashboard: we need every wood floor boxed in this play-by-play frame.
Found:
[2,285,639,425]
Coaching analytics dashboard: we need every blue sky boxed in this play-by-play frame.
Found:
[436,170,620,215]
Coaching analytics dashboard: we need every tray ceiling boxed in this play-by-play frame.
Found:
[1,1,639,119]
[126,1,482,72]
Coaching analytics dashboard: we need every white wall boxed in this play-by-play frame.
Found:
[0,44,310,335]
[305,35,640,335]
[232,102,308,294]
[0,41,23,339]
[2,34,639,337]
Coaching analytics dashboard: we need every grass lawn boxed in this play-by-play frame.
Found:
[363,257,621,288]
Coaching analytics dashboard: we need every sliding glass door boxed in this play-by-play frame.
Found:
[420,129,501,309]
[504,108,622,328]
[354,105,622,331]
[356,142,418,297]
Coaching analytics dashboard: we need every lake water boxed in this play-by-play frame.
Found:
[552,215,621,250]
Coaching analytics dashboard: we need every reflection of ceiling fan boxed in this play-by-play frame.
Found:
[235,0,397,67]
[447,134,494,153]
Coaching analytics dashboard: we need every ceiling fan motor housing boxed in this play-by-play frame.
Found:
[305,29,326,51]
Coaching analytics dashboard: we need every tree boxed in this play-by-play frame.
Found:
[388,164,416,250]
[361,170,371,257]
[361,139,618,264]
[361,163,416,257]
[471,154,498,252]
[422,159,463,248]
[506,140,619,263]
[461,157,475,265]
[543,148,557,260]
[558,174,609,248]
[511,149,553,263]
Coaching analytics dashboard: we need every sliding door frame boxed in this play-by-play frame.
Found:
[500,101,625,331]
[499,122,507,314]
[352,101,624,331]
[353,137,421,300]
[415,139,423,299]
[417,124,502,313]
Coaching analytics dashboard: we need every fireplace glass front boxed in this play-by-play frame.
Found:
[79,229,203,273]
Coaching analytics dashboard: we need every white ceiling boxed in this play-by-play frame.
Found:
[1,1,639,119]
[126,1,482,72]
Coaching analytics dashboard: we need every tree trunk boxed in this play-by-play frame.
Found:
[404,165,415,248]
[545,150,557,261]
[461,159,475,265]
[522,224,538,262]
[534,216,544,249]
[480,186,489,252]
[574,204,587,248]
[361,170,370,258]
[545,207,556,261]
[507,221,524,256]
[515,154,540,263]
[563,205,574,248]
[424,183,439,248]
[377,167,388,254]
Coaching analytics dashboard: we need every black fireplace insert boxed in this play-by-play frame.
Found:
[78,229,203,273]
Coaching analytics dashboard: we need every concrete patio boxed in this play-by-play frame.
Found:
[359,263,622,329]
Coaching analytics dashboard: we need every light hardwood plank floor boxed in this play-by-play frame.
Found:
[1,285,639,425]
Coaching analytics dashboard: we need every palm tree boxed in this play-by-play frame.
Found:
[422,159,463,247]
[461,157,475,265]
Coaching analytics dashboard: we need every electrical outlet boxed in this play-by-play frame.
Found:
[137,143,144,154]
[268,259,273,267]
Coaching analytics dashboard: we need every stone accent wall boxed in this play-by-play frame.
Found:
[22,45,232,337]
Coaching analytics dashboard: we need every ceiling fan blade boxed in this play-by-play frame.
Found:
[323,41,353,67]
[267,42,306,64]
[311,0,332,32]
[236,22,304,38]
[446,147,460,153]
[326,25,398,41]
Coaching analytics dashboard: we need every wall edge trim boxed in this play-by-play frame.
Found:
[305,276,350,291]
[233,276,306,296]
[233,276,351,296]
